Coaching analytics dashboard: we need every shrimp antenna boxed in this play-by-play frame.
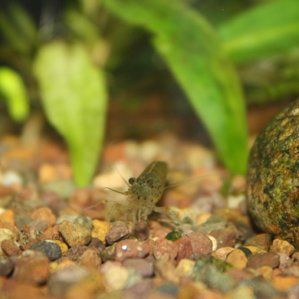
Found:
[105,187,127,196]
[114,165,130,187]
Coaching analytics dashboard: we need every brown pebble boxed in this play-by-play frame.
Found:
[31,207,56,228]
[89,237,105,252]
[105,221,129,245]
[125,280,152,299]
[175,236,193,261]
[247,252,280,269]
[115,239,150,262]
[2,280,48,299]
[153,238,178,260]
[278,253,293,270]
[245,233,272,251]
[13,250,50,285]
[38,224,60,241]
[79,248,102,269]
[226,268,253,283]
[270,238,295,256]
[123,258,154,277]
[188,232,213,258]
[209,227,237,248]
[0,256,14,276]
[64,245,88,261]
[1,239,21,256]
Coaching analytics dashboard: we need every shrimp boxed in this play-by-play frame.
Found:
[105,161,168,223]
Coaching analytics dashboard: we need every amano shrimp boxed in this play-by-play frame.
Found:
[105,161,168,223]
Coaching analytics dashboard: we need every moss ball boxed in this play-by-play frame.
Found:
[247,100,299,246]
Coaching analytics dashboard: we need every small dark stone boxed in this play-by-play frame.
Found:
[89,237,105,253]
[105,221,129,245]
[30,240,62,261]
[101,244,116,262]
[64,245,88,261]
[238,246,252,257]
[0,256,14,276]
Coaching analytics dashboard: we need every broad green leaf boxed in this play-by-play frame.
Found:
[103,0,248,174]
[34,41,107,186]
[0,67,29,121]
[219,0,299,63]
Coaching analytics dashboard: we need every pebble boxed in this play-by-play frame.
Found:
[58,217,92,247]
[125,280,152,299]
[1,170,23,186]
[278,253,293,270]
[0,209,15,225]
[272,275,299,291]
[115,239,150,261]
[1,239,21,256]
[89,237,105,252]
[227,285,256,299]
[53,240,68,253]
[79,248,102,269]
[0,256,14,276]
[101,261,129,290]
[123,258,154,277]
[270,238,295,256]
[174,236,193,261]
[175,258,195,277]
[31,207,56,228]
[30,240,62,261]
[1,280,47,299]
[245,233,272,251]
[0,228,17,254]
[63,271,104,299]
[91,219,110,243]
[37,224,60,241]
[48,264,88,295]
[226,249,248,269]
[101,244,116,262]
[256,266,273,280]
[153,238,178,260]
[247,252,280,269]
[208,235,218,251]
[13,250,50,285]
[188,232,213,258]
[209,227,237,248]
[212,247,234,261]
[243,245,266,255]
[105,221,129,245]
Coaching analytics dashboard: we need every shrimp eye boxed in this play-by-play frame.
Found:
[128,177,136,185]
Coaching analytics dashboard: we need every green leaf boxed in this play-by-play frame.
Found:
[219,0,299,63]
[0,67,29,121]
[0,4,37,54]
[103,0,248,174]
[34,41,107,186]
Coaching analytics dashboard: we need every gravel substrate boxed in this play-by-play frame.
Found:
[0,135,298,299]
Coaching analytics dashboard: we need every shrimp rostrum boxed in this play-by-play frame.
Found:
[105,161,167,223]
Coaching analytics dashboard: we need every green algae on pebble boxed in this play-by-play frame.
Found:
[247,100,299,246]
